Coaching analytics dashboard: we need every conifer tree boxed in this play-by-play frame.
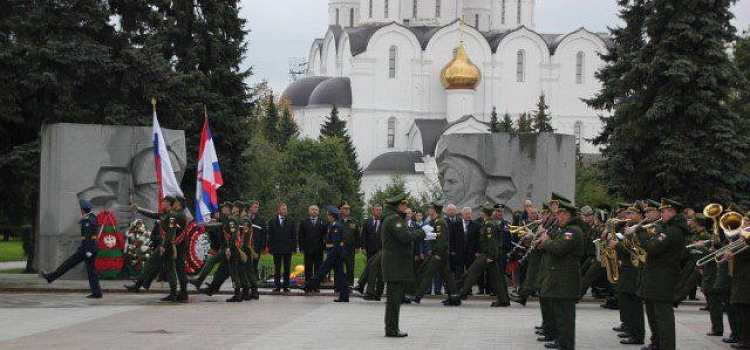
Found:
[320,105,362,181]
[489,107,501,132]
[516,112,533,132]
[532,94,554,132]
[279,105,299,148]
[500,113,515,132]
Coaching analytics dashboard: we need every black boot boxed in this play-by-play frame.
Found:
[250,288,260,300]
[510,294,527,306]
[197,287,214,296]
[38,269,53,283]
[242,288,252,301]
[124,283,141,293]
[189,279,203,290]
[175,291,189,303]
[444,295,461,306]
[161,294,177,302]
[226,289,243,302]
[410,295,422,304]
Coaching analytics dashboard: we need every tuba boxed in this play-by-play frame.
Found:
[704,203,723,241]
[601,218,625,284]
[696,212,748,267]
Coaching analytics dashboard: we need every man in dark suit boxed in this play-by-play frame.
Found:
[450,207,479,284]
[267,203,296,292]
[248,200,265,280]
[361,204,384,261]
[298,205,325,292]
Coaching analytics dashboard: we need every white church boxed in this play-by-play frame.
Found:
[281,0,611,202]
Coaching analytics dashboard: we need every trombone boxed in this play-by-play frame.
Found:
[696,211,748,267]
[508,219,543,236]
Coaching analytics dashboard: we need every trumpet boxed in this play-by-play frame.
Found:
[696,212,749,267]
[508,220,543,236]
[704,203,723,241]
[686,239,712,249]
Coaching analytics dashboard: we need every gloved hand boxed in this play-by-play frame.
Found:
[425,231,437,241]
[85,252,93,258]
[421,225,434,234]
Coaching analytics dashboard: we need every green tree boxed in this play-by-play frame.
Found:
[239,131,283,219]
[500,113,515,132]
[367,175,422,214]
[489,107,501,132]
[532,94,554,132]
[730,30,750,130]
[590,0,750,205]
[279,105,299,148]
[264,94,282,145]
[320,105,362,181]
[516,113,533,132]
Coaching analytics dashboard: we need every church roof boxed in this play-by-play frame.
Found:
[364,151,423,174]
[414,119,447,156]
[307,77,352,108]
[280,76,330,108]
[330,22,611,57]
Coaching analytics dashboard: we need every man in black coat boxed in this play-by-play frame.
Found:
[267,203,296,292]
[450,206,480,284]
[361,204,384,261]
[298,205,325,292]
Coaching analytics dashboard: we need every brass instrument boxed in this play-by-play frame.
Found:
[704,203,723,241]
[686,239,712,249]
[602,218,625,284]
[508,220,543,236]
[696,212,748,267]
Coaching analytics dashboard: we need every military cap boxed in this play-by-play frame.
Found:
[231,200,243,208]
[727,202,746,215]
[659,198,683,211]
[221,201,233,208]
[494,203,506,210]
[616,202,632,211]
[326,205,341,218]
[541,202,551,212]
[163,196,177,204]
[430,200,444,212]
[340,201,351,209]
[644,199,660,212]
[550,192,572,205]
[627,201,645,214]
[558,201,579,214]
[174,196,186,203]
[580,205,594,215]
[480,202,495,215]
[596,203,613,213]
[78,199,92,213]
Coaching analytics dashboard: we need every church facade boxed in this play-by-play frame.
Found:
[282,0,611,202]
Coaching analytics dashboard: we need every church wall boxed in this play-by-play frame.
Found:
[492,30,548,117]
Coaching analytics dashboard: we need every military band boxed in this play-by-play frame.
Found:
[44,186,750,350]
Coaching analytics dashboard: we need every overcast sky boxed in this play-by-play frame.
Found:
[240,0,750,94]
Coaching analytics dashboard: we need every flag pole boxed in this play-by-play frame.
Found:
[203,104,208,120]
[152,97,163,212]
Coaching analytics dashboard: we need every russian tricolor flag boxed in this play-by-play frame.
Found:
[195,116,222,224]
[152,105,184,210]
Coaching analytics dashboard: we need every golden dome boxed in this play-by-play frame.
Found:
[440,42,481,90]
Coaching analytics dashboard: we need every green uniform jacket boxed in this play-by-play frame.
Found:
[479,220,501,261]
[381,208,426,282]
[637,215,687,302]
[537,222,560,289]
[540,218,583,299]
[731,249,750,304]
[616,240,640,294]
[342,217,361,250]
[582,222,597,259]
[428,218,450,258]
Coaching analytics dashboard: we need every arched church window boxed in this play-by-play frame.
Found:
[475,14,479,28]
[517,0,522,24]
[385,0,389,18]
[502,0,506,24]
[388,117,396,148]
[574,121,583,145]
[389,46,397,78]
[413,0,418,18]
[369,0,373,18]
[576,51,585,84]
[516,50,525,83]
[335,8,340,26]
[436,0,441,17]
[350,8,355,26]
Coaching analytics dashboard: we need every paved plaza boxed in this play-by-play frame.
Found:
[0,291,731,350]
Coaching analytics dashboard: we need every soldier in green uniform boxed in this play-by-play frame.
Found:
[537,198,563,343]
[189,201,231,290]
[124,196,174,293]
[729,209,750,349]
[355,249,384,300]
[578,206,607,299]
[537,200,583,350]
[411,201,461,305]
[511,202,553,307]
[170,196,191,302]
[160,203,187,302]
[381,192,426,338]
[459,203,510,307]
[224,202,249,302]
[614,203,649,345]
[673,213,710,307]
[637,198,686,350]
[240,207,260,300]
[699,229,737,340]
[340,202,361,288]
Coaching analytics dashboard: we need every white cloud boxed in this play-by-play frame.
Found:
[240,0,750,94]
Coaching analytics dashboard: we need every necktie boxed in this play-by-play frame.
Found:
[280,217,284,228]
[312,218,316,226]
[375,219,380,232]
